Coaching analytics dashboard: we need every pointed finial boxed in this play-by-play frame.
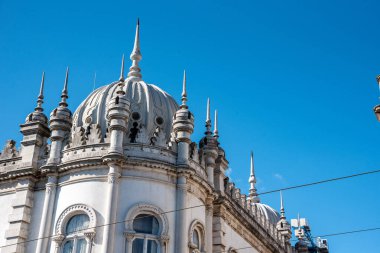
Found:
[59,67,69,107]
[35,72,45,112]
[248,151,260,203]
[213,110,219,138]
[250,151,255,179]
[205,98,212,134]
[119,54,125,81]
[180,70,187,108]
[280,191,285,218]
[128,18,142,79]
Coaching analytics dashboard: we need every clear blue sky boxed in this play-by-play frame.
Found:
[1,0,380,252]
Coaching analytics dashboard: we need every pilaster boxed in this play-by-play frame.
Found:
[3,178,35,253]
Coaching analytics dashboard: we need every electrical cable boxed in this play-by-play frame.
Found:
[1,168,380,249]
[257,168,380,195]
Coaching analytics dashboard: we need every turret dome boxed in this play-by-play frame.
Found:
[72,77,178,147]
[253,202,281,224]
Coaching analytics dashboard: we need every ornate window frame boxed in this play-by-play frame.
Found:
[188,219,205,253]
[53,204,97,253]
[124,202,169,253]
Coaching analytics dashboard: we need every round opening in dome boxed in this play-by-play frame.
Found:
[155,116,164,125]
[132,112,141,121]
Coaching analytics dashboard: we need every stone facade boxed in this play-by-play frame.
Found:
[0,21,293,253]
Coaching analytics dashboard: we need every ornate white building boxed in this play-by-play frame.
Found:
[0,21,296,253]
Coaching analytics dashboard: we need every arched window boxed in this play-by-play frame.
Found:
[189,220,205,253]
[62,214,90,253]
[132,214,159,253]
[124,203,169,253]
[53,204,96,253]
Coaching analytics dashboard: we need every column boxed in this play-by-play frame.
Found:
[101,163,121,253]
[36,175,57,253]
[205,197,213,253]
[174,173,187,252]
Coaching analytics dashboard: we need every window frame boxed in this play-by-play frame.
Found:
[188,220,205,253]
[124,203,170,253]
[53,204,97,253]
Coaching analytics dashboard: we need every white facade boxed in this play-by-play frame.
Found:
[0,21,292,253]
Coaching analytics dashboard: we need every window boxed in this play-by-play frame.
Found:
[62,214,90,253]
[124,203,169,253]
[53,204,96,253]
[188,220,205,253]
[132,214,159,253]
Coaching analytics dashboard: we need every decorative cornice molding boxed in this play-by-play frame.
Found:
[214,195,287,253]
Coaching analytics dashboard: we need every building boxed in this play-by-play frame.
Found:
[0,21,325,253]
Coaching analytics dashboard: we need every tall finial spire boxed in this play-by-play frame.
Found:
[128,18,142,79]
[119,54,125,81]
[59,67,69,107]
[35,72,45,112]
[248,151,260,203]
[205,98,211,134]
[213,110,219,138]
[181,70,187,108]
[280,191,285,218]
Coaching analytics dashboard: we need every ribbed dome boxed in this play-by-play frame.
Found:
[72,78,179,147]
[254,203,281,224]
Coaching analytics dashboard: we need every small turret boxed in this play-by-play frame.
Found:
[102,45,132,162]
[276,191,292,244]
[47,68,72,165]
[248,151,260,203]
[213,110,229,194]
[172,70,194,165]
[19,72,51,169]
[200,98,218,187]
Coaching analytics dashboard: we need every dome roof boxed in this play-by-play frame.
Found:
[72,77,179,147]
[253,203,281,224]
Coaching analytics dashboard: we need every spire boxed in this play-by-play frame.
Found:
[180,70,187,108]
[128,18,142,79]
[213,110,219,138]
[119,54,125,81]
[280,191,285,218]
[59,67,69,107]
[116,55,126,96]
[205,98,212,134]
[248,151,260,202]
[249,151,255,185]
[35,72,45,112]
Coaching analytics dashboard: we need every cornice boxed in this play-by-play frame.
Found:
[214,194,287,253]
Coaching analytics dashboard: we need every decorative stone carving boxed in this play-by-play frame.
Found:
[55,204,97,235]
[188,219,206,251]
[104,126,111,143]
[71,127,87,147]
[0,140,18,159]
[149,126,161,146]
[86,124,103,144]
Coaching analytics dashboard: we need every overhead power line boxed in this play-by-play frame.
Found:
[1,168,380,249]
[258,168,380,195]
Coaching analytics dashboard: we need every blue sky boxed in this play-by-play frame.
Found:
[1,0,380,252]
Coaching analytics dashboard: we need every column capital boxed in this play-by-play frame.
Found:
[52,234,65,245]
